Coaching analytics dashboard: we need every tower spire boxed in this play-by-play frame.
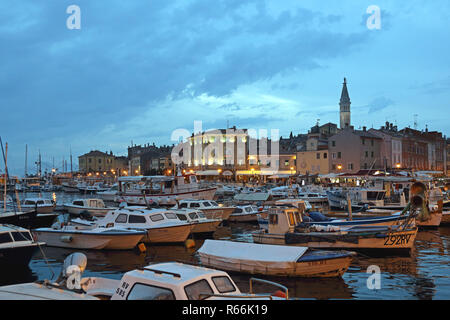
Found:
[339,77,351,129]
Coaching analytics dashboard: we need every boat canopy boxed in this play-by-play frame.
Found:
[118,176,174,183]
[198,240,308,262]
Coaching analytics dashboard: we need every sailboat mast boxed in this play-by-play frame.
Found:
[25,144,28,177]
[3,143,7,212]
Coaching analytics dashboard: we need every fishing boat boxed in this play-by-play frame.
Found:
[71,207,193,244]
[0,253,288,300]
[228,204,266,223]
[0,210,57,229]
[63,198,115,217]
[197,240,356,278]
[32,223,146,250]
[252,205,418,252]
[115,174,217,207]
[0,224,45,268]
[172,209,222,236]
[21,198,55,214]
[171,199,234,221]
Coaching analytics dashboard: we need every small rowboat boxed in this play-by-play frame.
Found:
[197,240,355,278]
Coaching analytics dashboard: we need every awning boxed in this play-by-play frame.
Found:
[198,239,308,262]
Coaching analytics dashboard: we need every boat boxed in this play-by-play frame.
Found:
[0,224,45,268]
[228,204,266,223]
[0,210,57,229]
[441,211,450,226]
[197,239,356,278]
[21,198,56,214]
[171,199,235,221]
[172,209,222,236]
[252,205,418,252]
[0,253,289,300]
[115,174,217,206]
[78,182,110,194]
[32,223,146,250]
[63,198,115,217]
[326,190,369,212]
[97,184,119,201]
[61,181,81,193]
[71,207,193,244]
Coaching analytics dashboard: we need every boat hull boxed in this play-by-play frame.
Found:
[145,224,192,244]
[416,212,442,228]
[191,220,221,235]
[32,230,144,250]
[198,252,353,278]
[64,205,112,217]
[252,228,417,250]
[441,211,450,225]
[0,243,41,267]
[228,213,259,223]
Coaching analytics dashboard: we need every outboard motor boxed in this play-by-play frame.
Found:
[410,182,430,222]
[56,253,88,291]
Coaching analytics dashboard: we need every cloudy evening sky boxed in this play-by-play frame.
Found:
[1,0,449,175]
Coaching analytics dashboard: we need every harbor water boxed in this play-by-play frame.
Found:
[1,192,449,300]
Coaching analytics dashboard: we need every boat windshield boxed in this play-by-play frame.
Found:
[126,283,176,300]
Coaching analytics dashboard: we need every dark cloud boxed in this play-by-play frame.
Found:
[365,97,395,113]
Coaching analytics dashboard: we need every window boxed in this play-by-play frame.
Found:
[176,214,188,221]
[364,163,368,169]
[129,215,146,223]
[115,214,128,223]
[99,159,102,164]
[371,140,374,146]
[184,280,214,300]
[284,160,289,166]
[210,201,219,206]
[365,151,369,158]
[11,232,32,241]
[149,214,164,222]
[371,151,374,158]
[190,203,200,208]
[287,212,295,226]
[269,214,278,225]
[0,233,12,244]
[233,208,243,214]
[362,138,365,145]
[188,212,198,220]
[294,211,302,223]
[348,163,354,170]
[212,276,236,293]
[73,201,84,206]
[164,212,177,219]
[37,200,44,205]
[316,153,320,159]
[127,283,175,300]
[324,152,327,159]
[337,152,341,159]
[332,164,336,170]
[332,141,336,147]
[332,153,336,159]
[179,203,188,209]
[202,202,211,207]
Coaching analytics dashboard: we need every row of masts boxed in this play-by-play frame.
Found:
[23,144,73,177]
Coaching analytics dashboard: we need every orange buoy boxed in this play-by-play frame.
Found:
[185,239,195,249]
[137,243,146,253]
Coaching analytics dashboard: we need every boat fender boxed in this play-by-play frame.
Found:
[272,290,286,298]
[185,239,195,248]
[137,242,146,253]
[60,235,72,243]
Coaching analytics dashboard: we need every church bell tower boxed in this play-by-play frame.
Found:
[339,77,351,129]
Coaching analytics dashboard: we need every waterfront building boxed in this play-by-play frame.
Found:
[369,122,403,170]
[78,150,128,174]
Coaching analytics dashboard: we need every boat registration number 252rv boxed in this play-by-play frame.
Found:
[383,234,413,246]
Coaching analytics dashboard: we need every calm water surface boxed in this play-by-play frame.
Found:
[2,192,449,300]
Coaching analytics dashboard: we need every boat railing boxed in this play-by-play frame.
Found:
[249,277,289,300]
[198,293,277,300]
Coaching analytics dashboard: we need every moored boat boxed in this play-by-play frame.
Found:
[197,239,356,278]
[63,198,115,217]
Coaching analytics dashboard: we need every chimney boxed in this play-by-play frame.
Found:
[363,126,367,132]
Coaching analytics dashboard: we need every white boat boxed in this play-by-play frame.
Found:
[0,253,288,300]
[0,224,45,268]
[71,207,193,244]
[97,184,119,201]
[63,198,115,217]
[32,223,146,250]
[61,181,80,193]
[115,175,217,206]
[172,199,234,221]
[21,198,56,214]
[78,182,110,193]
[172,209,222,236]
[228,205,266,223]
[198,240,355,278]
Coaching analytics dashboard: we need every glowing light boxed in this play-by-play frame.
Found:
[337,165,342,170]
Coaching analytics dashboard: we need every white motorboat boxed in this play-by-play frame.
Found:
[21,198,55,214]
[172,199,234,221]
[172,209,222,236]
[0,224,45,268]
[71,207,193,244]
[115,175,217,206]
[0,253,288,300]
[97,184,119,201]
[63,198,115,217]
[32,223,146,250]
